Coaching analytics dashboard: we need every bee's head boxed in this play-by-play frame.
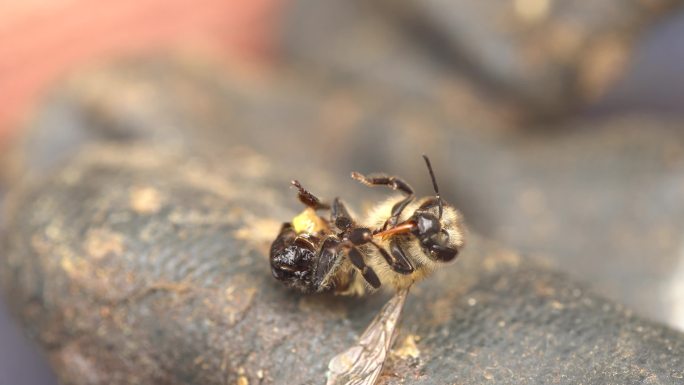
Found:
[270,244,316,292]
[409,155,464,262]
[411,198,463,262]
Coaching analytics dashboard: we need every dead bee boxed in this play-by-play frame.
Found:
[270,155,465,295]
[270,155,465,384]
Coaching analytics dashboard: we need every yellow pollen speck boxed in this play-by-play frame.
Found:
[514,0,551,23]
[84,229,124,259]
[393,335,421,359]
[292,208,327,234]
[61,257,76,275]
[234,218,282,243]
[129,186,163,214]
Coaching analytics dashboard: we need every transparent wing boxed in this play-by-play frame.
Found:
[326,288,410,385]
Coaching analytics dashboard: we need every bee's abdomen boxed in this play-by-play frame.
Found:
[270,245,317,293]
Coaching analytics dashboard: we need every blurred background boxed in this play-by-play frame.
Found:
[2,0,684,384]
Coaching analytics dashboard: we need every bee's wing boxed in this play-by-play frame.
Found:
[326,288,410,385]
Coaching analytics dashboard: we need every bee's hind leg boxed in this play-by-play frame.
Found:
[291,180,330,210]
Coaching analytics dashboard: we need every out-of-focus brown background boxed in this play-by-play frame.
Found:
[0,1,280,384]
[0,0,280,145]
[2,0,684,384]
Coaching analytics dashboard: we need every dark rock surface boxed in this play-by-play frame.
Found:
[18,59,684,330]
[2,59,684,384]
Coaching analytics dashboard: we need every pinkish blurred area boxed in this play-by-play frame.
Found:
[0,0,281,146]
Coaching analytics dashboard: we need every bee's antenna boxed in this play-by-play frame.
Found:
[422,155,443,218]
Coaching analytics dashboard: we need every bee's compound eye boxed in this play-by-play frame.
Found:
[270,246,315,281]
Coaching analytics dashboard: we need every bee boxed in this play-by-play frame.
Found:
[269,155,465,296]
[270,155,465,384]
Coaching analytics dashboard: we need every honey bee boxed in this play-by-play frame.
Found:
[269,155,465,384]
[270,155,465,296]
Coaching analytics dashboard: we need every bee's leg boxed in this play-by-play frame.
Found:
[385,198,414,230]
[277,222,296,238]
[387,239,415,274]
[350,173,414,229]
[291,180,330,210]
[312,237,341,290]
[350,173,414,196]
[349,227,414,275]
[347,245,381,289]
[331,197,354,230]
[347,227,413,286]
